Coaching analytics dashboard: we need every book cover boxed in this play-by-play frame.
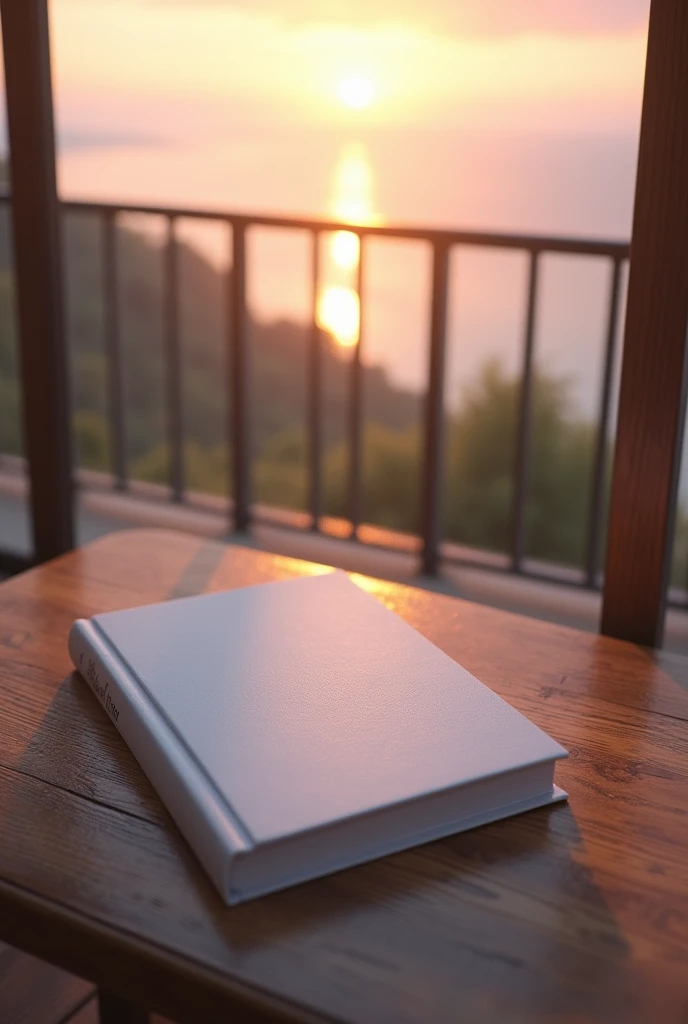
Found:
[69,570,567,904]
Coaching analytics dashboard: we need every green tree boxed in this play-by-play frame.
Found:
[73,409,110,470]
[323,424,421,532]
[444,361,595,568]
[255,429,308,510]
[131,440,230,495]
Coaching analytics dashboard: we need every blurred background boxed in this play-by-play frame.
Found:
[6,0,688,645]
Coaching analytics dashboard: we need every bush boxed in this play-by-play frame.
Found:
[445,360,596,567]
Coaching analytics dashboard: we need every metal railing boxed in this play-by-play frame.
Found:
[0,192,630,585]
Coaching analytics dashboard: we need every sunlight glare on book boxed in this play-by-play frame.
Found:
[69,571,567,905]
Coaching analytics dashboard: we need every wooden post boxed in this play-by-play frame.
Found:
[601,0,688,647]
[0,0,74,560]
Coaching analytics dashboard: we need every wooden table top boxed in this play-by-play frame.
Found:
[0,529,687,1023]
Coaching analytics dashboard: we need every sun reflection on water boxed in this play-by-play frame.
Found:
[317,143,379,347]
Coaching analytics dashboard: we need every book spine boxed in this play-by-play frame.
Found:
[68,618,250,903]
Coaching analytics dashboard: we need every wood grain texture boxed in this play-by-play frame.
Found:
[0,941,93,1024]
[602,0,688,646]
[0,529,687,1024]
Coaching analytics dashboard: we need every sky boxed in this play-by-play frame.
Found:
[0,1,652,419]
[48,0,650,141]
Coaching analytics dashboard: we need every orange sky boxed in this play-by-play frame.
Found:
[0,2,650,372]
[45,0,649,136]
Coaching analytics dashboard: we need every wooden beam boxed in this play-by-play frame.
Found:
[601,0,688,647]
[0,0,74,560]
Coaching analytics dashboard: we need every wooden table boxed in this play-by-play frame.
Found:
[1,530,687,1023]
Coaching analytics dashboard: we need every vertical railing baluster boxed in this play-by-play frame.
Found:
[308,230,322,529]
[349,233,365,536]
[102,211,127,489]
[585,256,622,588]
[511,249,539,572]
[228,219,250,531]
[421,240,450,575]
[164,216,184,501]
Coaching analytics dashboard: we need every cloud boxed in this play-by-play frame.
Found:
[140,0,650,36]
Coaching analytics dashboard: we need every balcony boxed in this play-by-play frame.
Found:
[0,195,629,597]
[4,189,688,651]
[3,189,688,650]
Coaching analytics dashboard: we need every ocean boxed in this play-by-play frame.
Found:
[58,123,639,424]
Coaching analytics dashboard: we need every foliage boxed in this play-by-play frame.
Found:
[73,410,110,470]
[445,360,595,567]
[323,424,422,531]
[131,440,230,496]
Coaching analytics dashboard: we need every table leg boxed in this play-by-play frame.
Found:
[98,990,149,1024]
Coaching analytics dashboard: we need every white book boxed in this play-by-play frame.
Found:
[69,570,567,905]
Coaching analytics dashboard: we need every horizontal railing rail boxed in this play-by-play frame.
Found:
[57,196,632,257]
[0,188,631,589]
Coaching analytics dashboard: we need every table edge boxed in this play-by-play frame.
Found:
[0,874,331,1024]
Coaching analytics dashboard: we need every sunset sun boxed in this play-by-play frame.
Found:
[337,74,375,110]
